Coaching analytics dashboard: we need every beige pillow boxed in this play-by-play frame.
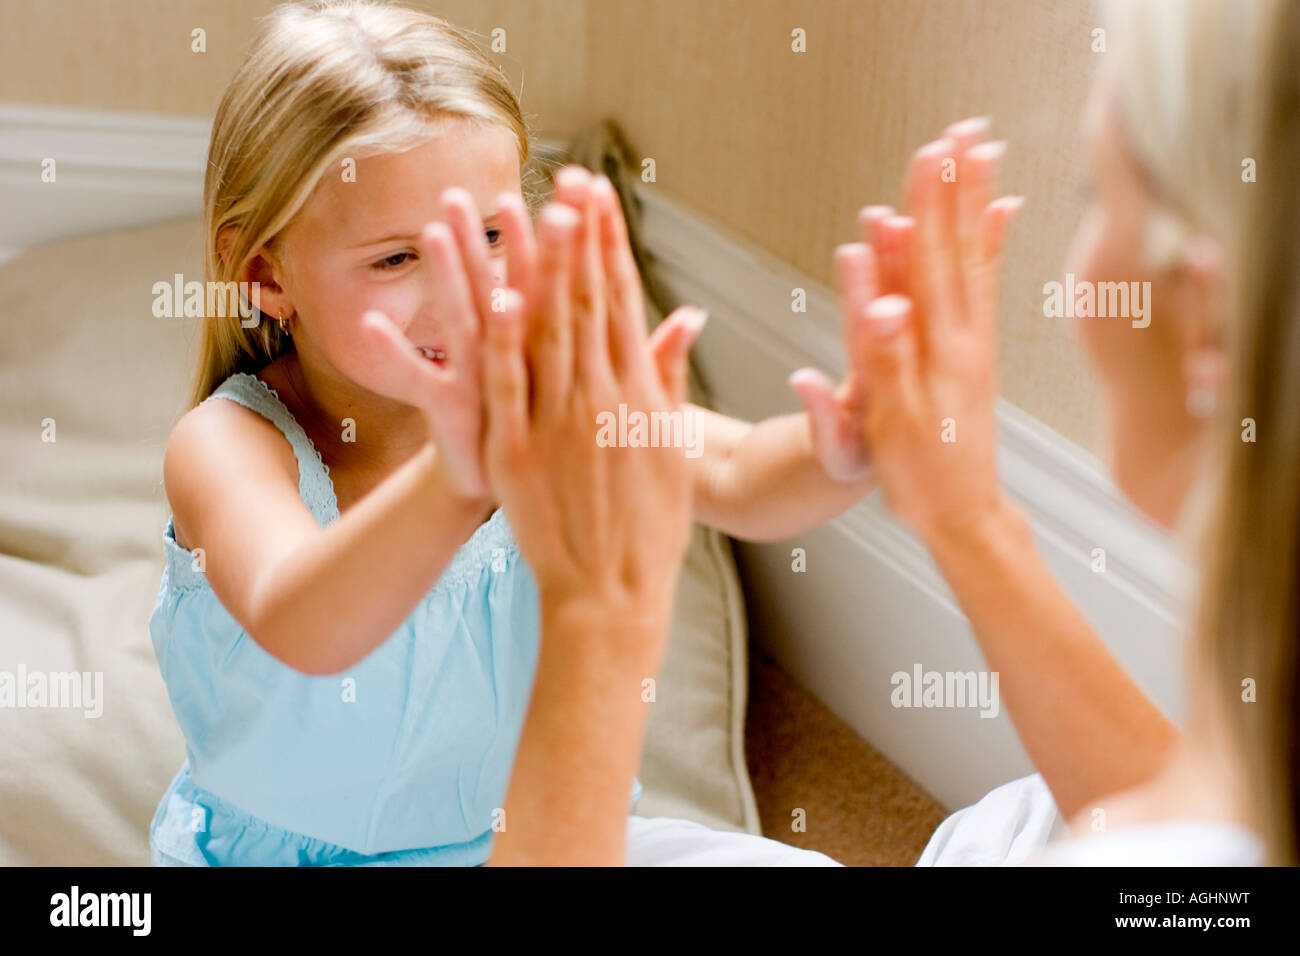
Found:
[0,213,757,865]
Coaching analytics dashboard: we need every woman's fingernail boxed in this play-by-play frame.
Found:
[967,140,1007,162]
[947,116,993,139]
[867,295,910,336]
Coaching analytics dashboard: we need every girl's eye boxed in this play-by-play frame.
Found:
[485,228,502,248]
[373,251,413,271]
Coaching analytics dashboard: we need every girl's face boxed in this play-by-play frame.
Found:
[262,117,522,403]
[1064,84,1220,528]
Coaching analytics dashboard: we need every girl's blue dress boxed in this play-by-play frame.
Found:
[147,371,639,865]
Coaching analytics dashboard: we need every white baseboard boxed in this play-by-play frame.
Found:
[0,105,1190,811]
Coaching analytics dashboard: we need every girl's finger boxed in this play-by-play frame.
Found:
[552,164,593,210]
[498,191,537,306]
[359,309,436,402]
[441,188,497,325]
[530,203,580,421]
[420,221,476,361]
[876,214,912,306]
[906,138,962,345]
[591,174,650,383]
[857,205,896,292]
[646,306,708,404]
[942,118,993,273]
[483,288,528,460]
[787,365,840,458]
[835,241,879,373]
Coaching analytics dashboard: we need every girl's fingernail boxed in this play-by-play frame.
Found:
[867,295,910,336]
[680,307,709,336]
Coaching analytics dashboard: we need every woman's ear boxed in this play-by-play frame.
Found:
[1175,236,1228,421]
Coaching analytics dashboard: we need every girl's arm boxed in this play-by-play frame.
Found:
[165,406,486,676]
[168,189,497,676]
[688,405,876,541]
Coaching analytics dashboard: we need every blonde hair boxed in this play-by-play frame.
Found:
[190,0,531,407]
[1105,0,1300,863]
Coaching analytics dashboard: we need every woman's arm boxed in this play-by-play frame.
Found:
[848,118,1177,820]
[925,497,1178,820]
[486,176,696,865]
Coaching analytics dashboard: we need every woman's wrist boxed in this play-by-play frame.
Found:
[538,588,675,668]
[922,492,1032,573]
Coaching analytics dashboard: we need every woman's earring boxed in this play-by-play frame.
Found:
[278,310,290,336]
[1186,385,1217,420]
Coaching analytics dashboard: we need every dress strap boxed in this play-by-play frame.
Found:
[201,372,341,525]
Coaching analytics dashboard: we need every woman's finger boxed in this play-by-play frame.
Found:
[557,170,611,392]
[859,294,922,424]
[968,194,1024,334]
[529,203,580,421]
[591,174,650,384]
[906,138,961,348]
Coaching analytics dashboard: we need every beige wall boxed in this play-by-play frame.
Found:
[585,0,1104,452]
[0,0,591,134]
[0,0,1103,451]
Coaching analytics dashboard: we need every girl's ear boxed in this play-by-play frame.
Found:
[216,224,295,321]
[244,243,294,323]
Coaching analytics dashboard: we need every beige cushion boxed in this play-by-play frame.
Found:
[0,213,757,865]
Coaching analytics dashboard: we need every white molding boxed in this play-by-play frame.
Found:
[0,106,1191,809]
[0,105,211,260]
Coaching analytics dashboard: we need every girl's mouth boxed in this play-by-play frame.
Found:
[415,345,447,366]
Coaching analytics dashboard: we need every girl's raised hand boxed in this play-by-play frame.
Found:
[845,117,1022,546]
[353,190,490,502]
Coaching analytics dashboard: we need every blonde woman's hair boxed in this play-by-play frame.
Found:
[190,0,531,407]
[1106,0,1300,863]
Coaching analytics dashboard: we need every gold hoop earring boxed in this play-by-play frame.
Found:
[278,310,290,336]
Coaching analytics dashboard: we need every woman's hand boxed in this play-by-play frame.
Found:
[483,172,702,623]
[484,174,704,866]
[844,118,1022,547]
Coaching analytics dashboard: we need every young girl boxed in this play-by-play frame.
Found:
[149,0,875,867]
